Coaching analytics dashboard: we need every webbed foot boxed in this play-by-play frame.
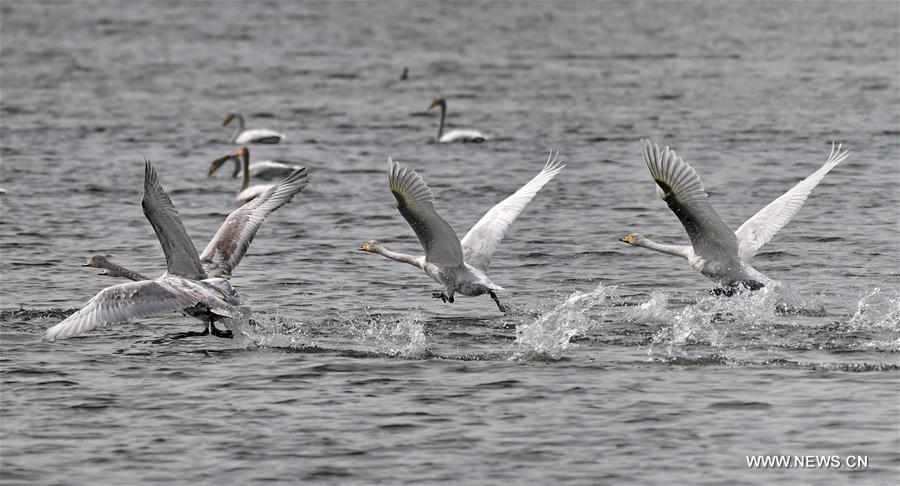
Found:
[489,291,506,313]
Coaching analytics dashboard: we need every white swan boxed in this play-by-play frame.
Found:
[621,139,851,291]
[360,152,565,311]
[45,161,309,341]
[209,148,284,205]
[429,98,487,143]
[210,147,304,180]
[223,112,285,145]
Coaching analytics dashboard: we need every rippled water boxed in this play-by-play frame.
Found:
[2,1,898,484]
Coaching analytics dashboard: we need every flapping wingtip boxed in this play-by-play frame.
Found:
[143,157,156,182]
[826,141,851,165]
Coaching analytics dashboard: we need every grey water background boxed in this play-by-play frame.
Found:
[1,1,898,484]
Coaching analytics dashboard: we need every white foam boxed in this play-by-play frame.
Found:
[513,283,614,359]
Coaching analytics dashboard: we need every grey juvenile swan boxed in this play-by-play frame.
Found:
[360,152,565,311]
[223,112,285,145]
[621,139,851,291]
[46,161,309,341]
[429,98,487,143]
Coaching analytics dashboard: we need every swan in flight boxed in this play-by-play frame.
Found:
[210,147,304,179]
[209,148,288,205]
[429,98,487,143]
[45,161,309,341]
[223,112,285,145]
[621,139,851,291]
[360,152,565,311]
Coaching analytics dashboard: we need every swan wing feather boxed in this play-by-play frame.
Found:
[735,142,850,260]
[45,280,197,340]
[461,151,565,272]
[641,139,739,260]
[141,160,206,279]
[387,158,464,267]
[201,169,309,278]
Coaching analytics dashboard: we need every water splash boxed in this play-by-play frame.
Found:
[647,286,786,357]
[345,310,428,358]
[844,287,900,352]
[847,287,900,330]
[227,312,314,349]
[626,291,671,323]
[513,284,613,359]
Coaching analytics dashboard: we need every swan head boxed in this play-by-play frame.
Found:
[222,112,237,126]
[429,98,446,109]
[620,233,646,246]
[82,254,109,268]
[359,240,381,252]
[209,151,239,177]
[82,254,112,275]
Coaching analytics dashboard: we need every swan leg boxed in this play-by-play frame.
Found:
[163,328,210,340]
[209,322,233,339]
[489,291,507,313]
[711,280,765,297]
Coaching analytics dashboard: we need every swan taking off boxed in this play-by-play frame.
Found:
[429,98,487,143]
[209,147,295,205]
[45,161,309,341]
[223,112,285,145]
[621,139,851,291]
[360,152,565,311]
[210,147,304,180]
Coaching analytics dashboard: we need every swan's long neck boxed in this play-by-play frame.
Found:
[98,259,147,281]
[436,102,446,141]
[636,237,693,260]
[239,149,251,192]
[373,244,423,268]
[230,114,245,143]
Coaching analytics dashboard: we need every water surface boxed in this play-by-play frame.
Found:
[1,1,898,484]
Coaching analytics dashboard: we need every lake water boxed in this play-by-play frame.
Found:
[1,1,898,484]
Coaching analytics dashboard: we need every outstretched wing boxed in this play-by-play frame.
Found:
[461,151,565,272]
[45,281,196,340]
[641,139,740,261]
[735,142,850,260]
[142,160,206,279]
[387,158,464,267]
[200,168,310,279]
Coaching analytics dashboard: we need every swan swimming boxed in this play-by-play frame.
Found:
[45,161,309,341]
[429,98,487,143]
[210,147,304,180]
[223,112,285,145]
[621,139,851,291]
[209,147,284,205]
[360,152,565,311]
